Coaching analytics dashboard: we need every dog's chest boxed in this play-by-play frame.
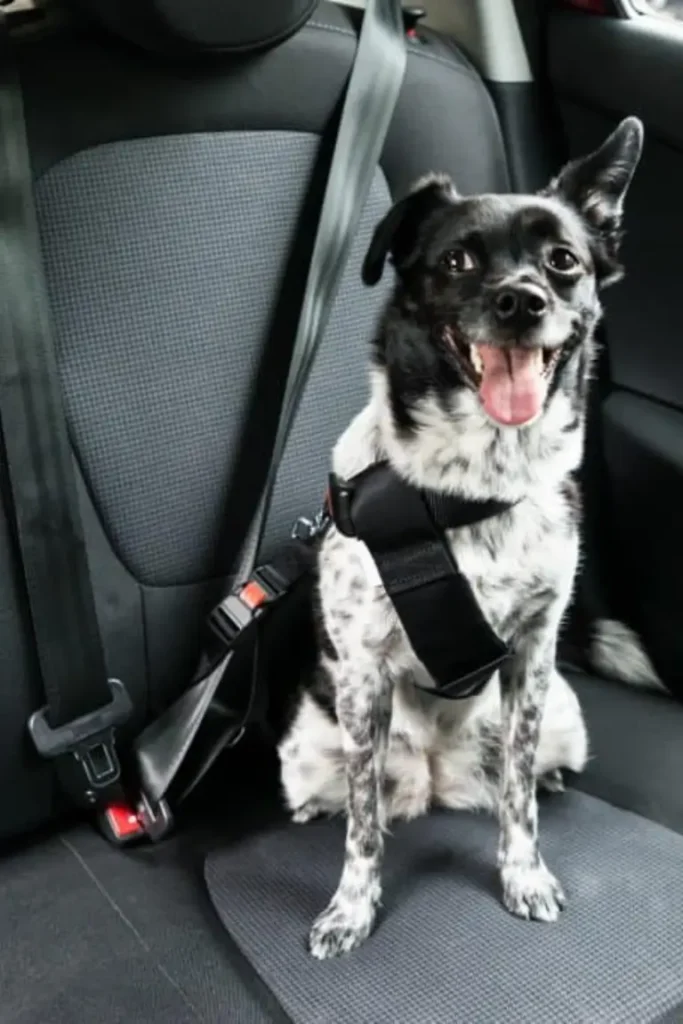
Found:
[321,491,576,685]
[324,400,579,683]
[446,498,576,642]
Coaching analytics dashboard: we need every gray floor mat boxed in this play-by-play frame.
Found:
[0,824,277,1024]
[205,791,683,1024]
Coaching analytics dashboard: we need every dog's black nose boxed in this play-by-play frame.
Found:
[493,284,548,330]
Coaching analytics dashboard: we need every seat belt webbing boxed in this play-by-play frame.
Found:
[0,16,131,809]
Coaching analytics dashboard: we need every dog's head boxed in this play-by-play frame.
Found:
[364,118,643,430]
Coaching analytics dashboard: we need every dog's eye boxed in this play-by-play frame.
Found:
[546,246,580,275]
[442,247,476,274]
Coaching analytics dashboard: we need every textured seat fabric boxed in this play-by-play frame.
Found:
[34,131,391,587]
[199,673,683,1024]
[569,671,683,835]
[205,789,683,1024]
[0,1,508,841]
[0,823,280,1024]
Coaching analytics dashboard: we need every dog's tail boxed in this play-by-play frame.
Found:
[588,618,667,692]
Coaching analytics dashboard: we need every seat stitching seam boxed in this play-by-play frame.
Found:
[306,18,355,36]
[60,836,204,1023]
[304,20,483,79]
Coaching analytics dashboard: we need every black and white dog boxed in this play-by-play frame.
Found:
[278,117,644,959]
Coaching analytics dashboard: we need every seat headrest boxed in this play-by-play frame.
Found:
[77,0,320,54]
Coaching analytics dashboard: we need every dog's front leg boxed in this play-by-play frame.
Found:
[498,612,566,922]
[308,658,392,959]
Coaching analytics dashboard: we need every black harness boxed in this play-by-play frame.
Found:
[207,461,515,715]
[127,459,516,826]
[327,462,515,699]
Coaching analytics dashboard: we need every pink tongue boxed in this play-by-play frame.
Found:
[476,344,545,426]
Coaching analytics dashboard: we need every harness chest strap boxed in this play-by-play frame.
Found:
[197,458,513,744]
[327,461,515,699]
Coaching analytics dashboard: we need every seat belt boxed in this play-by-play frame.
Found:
[0,17,133,812]
[125,0,409,830]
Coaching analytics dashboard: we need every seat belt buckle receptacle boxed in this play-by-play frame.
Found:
[28,678,132,801]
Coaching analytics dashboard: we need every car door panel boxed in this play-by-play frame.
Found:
[546,4,683,693]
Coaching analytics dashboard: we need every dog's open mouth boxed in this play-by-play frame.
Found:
[444,328,562,427]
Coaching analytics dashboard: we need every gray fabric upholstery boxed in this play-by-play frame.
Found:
[569,671,683,835]
[36,132,392,586]
[0,824,276,1024]
[206,791,683,1024]
[0,1,510,841]
[0,502,56,837]
[655,1003,683,1023]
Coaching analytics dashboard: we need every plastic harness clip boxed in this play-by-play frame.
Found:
[208,566,290,649]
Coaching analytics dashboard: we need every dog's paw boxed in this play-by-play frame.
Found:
[291,800,324,824]
[537,768,565,794]
[386,784,430,823]
[308,899,377,959]
[501,861,566,922]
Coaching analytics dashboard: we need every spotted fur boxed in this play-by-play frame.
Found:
[278,118,643,958]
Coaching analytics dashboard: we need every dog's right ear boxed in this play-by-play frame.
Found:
[362,173,457,286]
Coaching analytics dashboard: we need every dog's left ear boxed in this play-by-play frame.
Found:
[544,116,644,284]
[362,173,457,286]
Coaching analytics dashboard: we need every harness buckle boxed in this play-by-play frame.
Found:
[291,508,328,542]
[208,566,288,648]
[28,679,132,803]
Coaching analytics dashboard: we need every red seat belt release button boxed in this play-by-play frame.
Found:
[101,802,145,844]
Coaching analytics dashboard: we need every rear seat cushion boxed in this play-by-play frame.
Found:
[199,674,683,1023]
[205,789,683,1024]
[0,823,282,1024]
[569,671,683,835]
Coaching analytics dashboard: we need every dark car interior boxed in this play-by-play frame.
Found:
[1,0,682,1021]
